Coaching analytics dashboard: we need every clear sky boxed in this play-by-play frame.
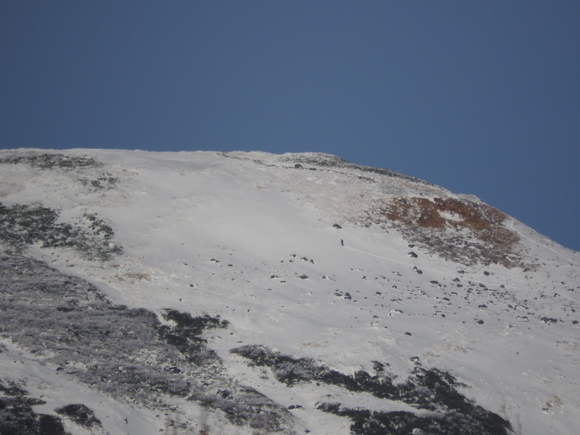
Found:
[1,1,579,251]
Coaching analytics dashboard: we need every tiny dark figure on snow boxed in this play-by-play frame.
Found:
[341,239,344,246]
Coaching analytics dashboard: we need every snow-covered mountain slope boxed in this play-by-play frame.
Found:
[0,149,578,435]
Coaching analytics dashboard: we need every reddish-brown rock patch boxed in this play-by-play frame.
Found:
[367,197,526,267]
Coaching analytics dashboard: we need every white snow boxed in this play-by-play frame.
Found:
[1,148,579,434]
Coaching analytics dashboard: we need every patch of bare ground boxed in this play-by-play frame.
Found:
[365,197,529,268]
[117,272,152,281]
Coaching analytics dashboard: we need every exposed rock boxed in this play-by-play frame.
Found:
[55,404,102,429]
[364,196,528,268]
[231,344,512,435]
[0,253,295,434]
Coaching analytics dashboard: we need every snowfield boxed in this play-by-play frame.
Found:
[0,149,578,434]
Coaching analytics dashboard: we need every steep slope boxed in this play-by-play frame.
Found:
[0,149,578,435]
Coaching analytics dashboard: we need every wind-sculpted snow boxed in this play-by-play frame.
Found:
[231,345,512,435]
[0,253,296,434]
[270,152,528,268]
[0,148,579,434]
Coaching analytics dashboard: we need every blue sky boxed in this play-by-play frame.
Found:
[1,1,579,251]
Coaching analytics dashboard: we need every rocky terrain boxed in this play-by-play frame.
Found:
[0,149,578,434]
